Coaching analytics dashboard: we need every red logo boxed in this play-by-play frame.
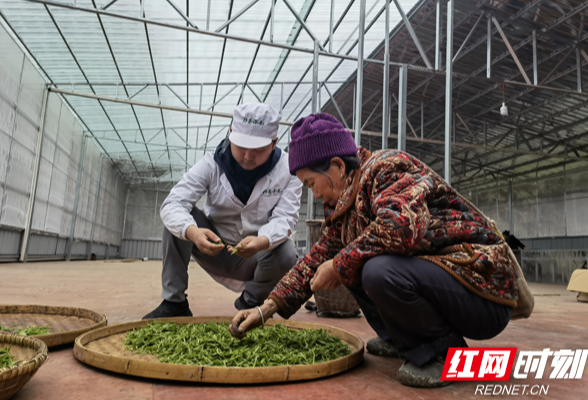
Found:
[441,348,517,381]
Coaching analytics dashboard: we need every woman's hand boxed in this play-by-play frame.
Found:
[310,259,342,292]
[229,300,279,339]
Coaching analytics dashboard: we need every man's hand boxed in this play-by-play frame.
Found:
[227,236,269,258]
[310,259,342,292]
[229,299,279,339]
[186,225,224,256]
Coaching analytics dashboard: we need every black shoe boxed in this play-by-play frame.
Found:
[142,299,193,320]
[234,292,262,310]
[304,301,317,312]
[366,337,402,358]
[397,355,452,388]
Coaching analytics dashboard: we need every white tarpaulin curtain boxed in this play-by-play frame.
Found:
[0,22,127,248]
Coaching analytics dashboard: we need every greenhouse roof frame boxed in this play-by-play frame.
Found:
[1,0,430,185]
[321,0,588,191]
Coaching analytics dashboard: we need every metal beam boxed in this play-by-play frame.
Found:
[105,175,119,260]
[392,0,432,69]
[323,84,349,129]
[382,0,390,149]
[270,0,275,42]
[487,13,491,78]
[91,0,156,178]
[408,34,588,143]
[456,113,479,144]
[508,180,513,232]
[354,0,366,145]
[329,0,334,53]
[492,16,532,85]
[87,156,104,259]
[357,126,588,160]
[577,47,583,93]
[503,80,588,98]
[43,4,142,178]
[215,0,259,32]
[453,12,484,62]
[445,0,453,184]
[100,0,119,10]
[19,88,49,263]
[25,0,409,68]
[312,40,319,113]
[397,65,407,151]
[65,134,87,261]
[282,0,326,52]
[165,0,198,29]
[532,30,538,85]
[435,0,441,71]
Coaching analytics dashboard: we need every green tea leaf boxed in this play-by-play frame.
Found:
[123,322,352,367]
[0,346,19,369]
[16,325,51,336]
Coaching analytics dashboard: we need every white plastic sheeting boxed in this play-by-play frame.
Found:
[0,21,128,252]
[0,25,44,228]
[123,188,170,241]
[469,167,588,239]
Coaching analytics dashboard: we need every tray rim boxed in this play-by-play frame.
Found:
[0,304,108,348]
[73,316,364,384]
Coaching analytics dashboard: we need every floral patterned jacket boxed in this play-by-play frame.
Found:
[269,148,518,319]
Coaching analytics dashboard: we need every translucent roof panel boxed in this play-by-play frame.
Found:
[0,0,420,184]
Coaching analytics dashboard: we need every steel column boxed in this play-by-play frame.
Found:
[435,0,441,71]
[487,13,491,78]
[312,40,319,113]
[445,0,453,184]
[577,47,583,93]
[382,0,390,149]
[305,187,314,254]
[532,30,538,85]
[421,102,424,139]
[87,154,104,259]
[329,0,334,53]
[397,65,407,151]
[105,174,119,260]
[508,180,513,233]
[354,0,366,145]
[270,0,275,42]
[19,88,49,263]
[66,134,88,261]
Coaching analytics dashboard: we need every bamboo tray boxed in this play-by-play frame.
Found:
[74,316,364,383]
[0,333,48,400]
[0,305,107,348]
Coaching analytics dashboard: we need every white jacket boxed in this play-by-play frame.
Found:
[160,151,303,250]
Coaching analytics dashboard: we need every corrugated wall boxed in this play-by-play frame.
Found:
[0,22,127,261]
[120,240,163,260]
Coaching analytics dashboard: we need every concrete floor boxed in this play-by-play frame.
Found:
[1,259,587,400]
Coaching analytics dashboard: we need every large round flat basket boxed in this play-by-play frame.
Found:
[74,316,364,384]
[0,333,48,400]
[0,305,107,348]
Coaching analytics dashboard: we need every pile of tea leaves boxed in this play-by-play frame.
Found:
[0,346,18,369]
[16,325,51,336]
[123,321,351,367]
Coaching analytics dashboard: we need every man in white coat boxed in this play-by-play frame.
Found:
[144,103,302,319]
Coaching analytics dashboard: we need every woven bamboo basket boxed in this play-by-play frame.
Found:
[306,220,361,317]
[0,305,107,348]
[74,316,364,384]
[0,333,48,400]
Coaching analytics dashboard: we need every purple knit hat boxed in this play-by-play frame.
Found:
[288,113,358,175]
